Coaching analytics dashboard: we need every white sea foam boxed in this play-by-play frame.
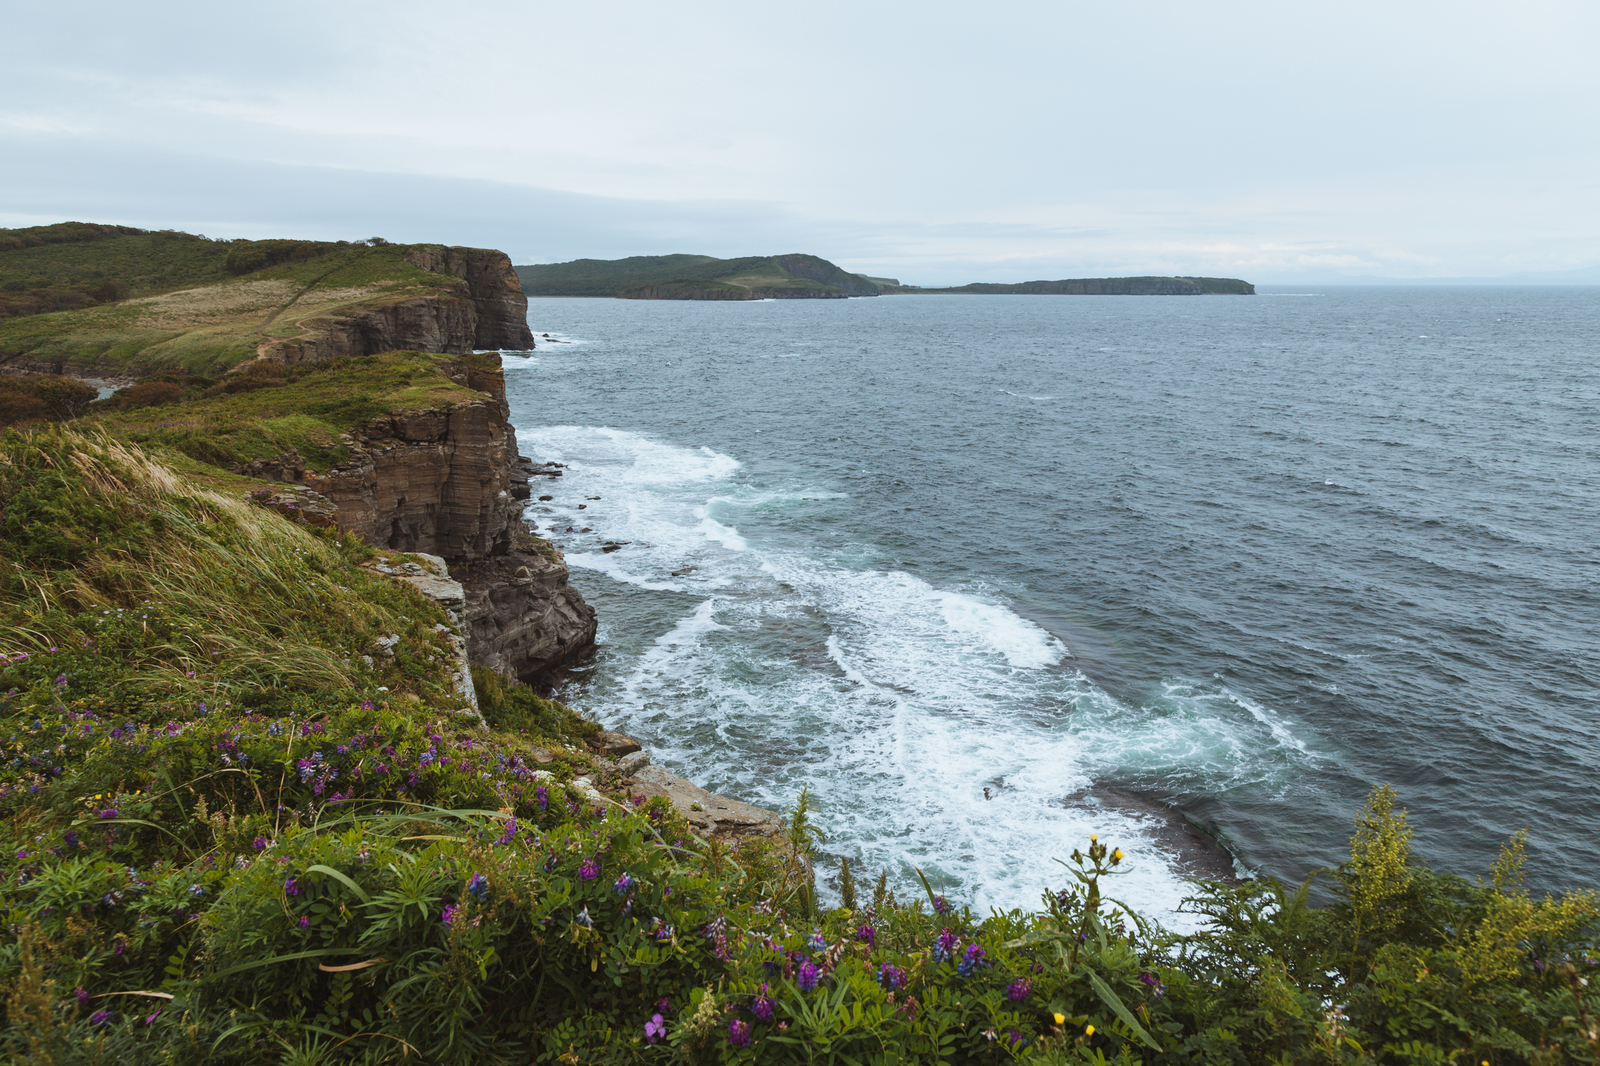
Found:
[517,424,1317,930]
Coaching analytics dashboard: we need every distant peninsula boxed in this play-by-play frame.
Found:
[514,253,880,300]
[898,276,1255,296]
[515,252,1255,299]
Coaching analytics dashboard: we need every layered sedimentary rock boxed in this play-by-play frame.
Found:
[238,354,596,681]
[263,247,535,364]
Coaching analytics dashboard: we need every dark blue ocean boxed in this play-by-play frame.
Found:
[501,288,1598,925]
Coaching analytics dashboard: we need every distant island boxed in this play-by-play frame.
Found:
[515,252,1254,299]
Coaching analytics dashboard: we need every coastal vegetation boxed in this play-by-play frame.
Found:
[0,228,1593,1064]
[2,422,1596,1065]
[0,223,507,379]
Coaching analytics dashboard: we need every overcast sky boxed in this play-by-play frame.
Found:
[3,0,1597,284]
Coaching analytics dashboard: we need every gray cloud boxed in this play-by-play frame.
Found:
[4,0,1597,283]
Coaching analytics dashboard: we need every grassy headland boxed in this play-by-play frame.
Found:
[515,253,881,300]
[0,225,477,378]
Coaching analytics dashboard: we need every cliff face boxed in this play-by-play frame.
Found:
[263,247,536,364]
[239,354,596,682]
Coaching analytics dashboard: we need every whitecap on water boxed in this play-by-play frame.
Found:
[517,424,1317,930]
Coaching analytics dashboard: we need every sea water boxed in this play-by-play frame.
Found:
[502,289,1599,928]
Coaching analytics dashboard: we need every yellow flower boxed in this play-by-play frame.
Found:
[1090,833,1097,842]
[1112,848,1124,862]
[1085,1024,1095,1036]
[1053,1013,1065,1025]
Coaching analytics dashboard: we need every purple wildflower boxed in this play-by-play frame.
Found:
[797,960,819,993]
[1006,977,1033,1002]
[89,1010,113,1027]
[933,894,951,915]
[729,1018,752,1049]
[854,924,876,949]
[144,1009,162,1026]
[808,930,827,952]
[98,809,118,819]
[467,872,488,900]
[878,963,906,990]
[442,904,460,927]
[576,905,594,928]
[579,858,599,881]
[283,877,299,896]
[536,785,549,812]
[613,872,634,895]
[752,984,775,1021]
[74,986,89,1008]
[252,836,268,851]
[298,916,310,929]
[1138,971,1166,998]
[933,928,961,963]
[958,942,986,978]
[644,1013,666,1044]
[495,817,517,845]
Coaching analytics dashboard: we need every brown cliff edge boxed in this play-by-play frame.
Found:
[234,352,596,685]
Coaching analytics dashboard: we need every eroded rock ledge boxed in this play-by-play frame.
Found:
[237,353,596,683]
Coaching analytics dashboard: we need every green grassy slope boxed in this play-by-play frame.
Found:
[0,232,462,377]
[515,252,881,299]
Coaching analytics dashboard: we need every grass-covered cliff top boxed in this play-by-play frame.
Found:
[0,224,471,376]
[515,253,881,299]
[85,350,497,480]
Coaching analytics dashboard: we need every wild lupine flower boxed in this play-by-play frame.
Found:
[933,928,961,963]
[878,963,906,990]
[1006,978,1033,1002]
[933,894,951,915]
[798,960,819,992]
[808,930,827,952]
[579,858,599,881]
[751,984,775,1021]
[467,873,488,900]
[854,924,876,949]
[495,817,517,845]
[728,1019,752,1049]
[957,942,986,978]
[613,872,634,895]
[644,1013,666,1044]
[576,905,594,928]
[442,905,460,927]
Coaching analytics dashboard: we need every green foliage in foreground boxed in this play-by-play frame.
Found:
[1,430,1597,1065]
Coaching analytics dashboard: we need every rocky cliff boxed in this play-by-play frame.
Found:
[261,246,536,364]
[237,353,596,682]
